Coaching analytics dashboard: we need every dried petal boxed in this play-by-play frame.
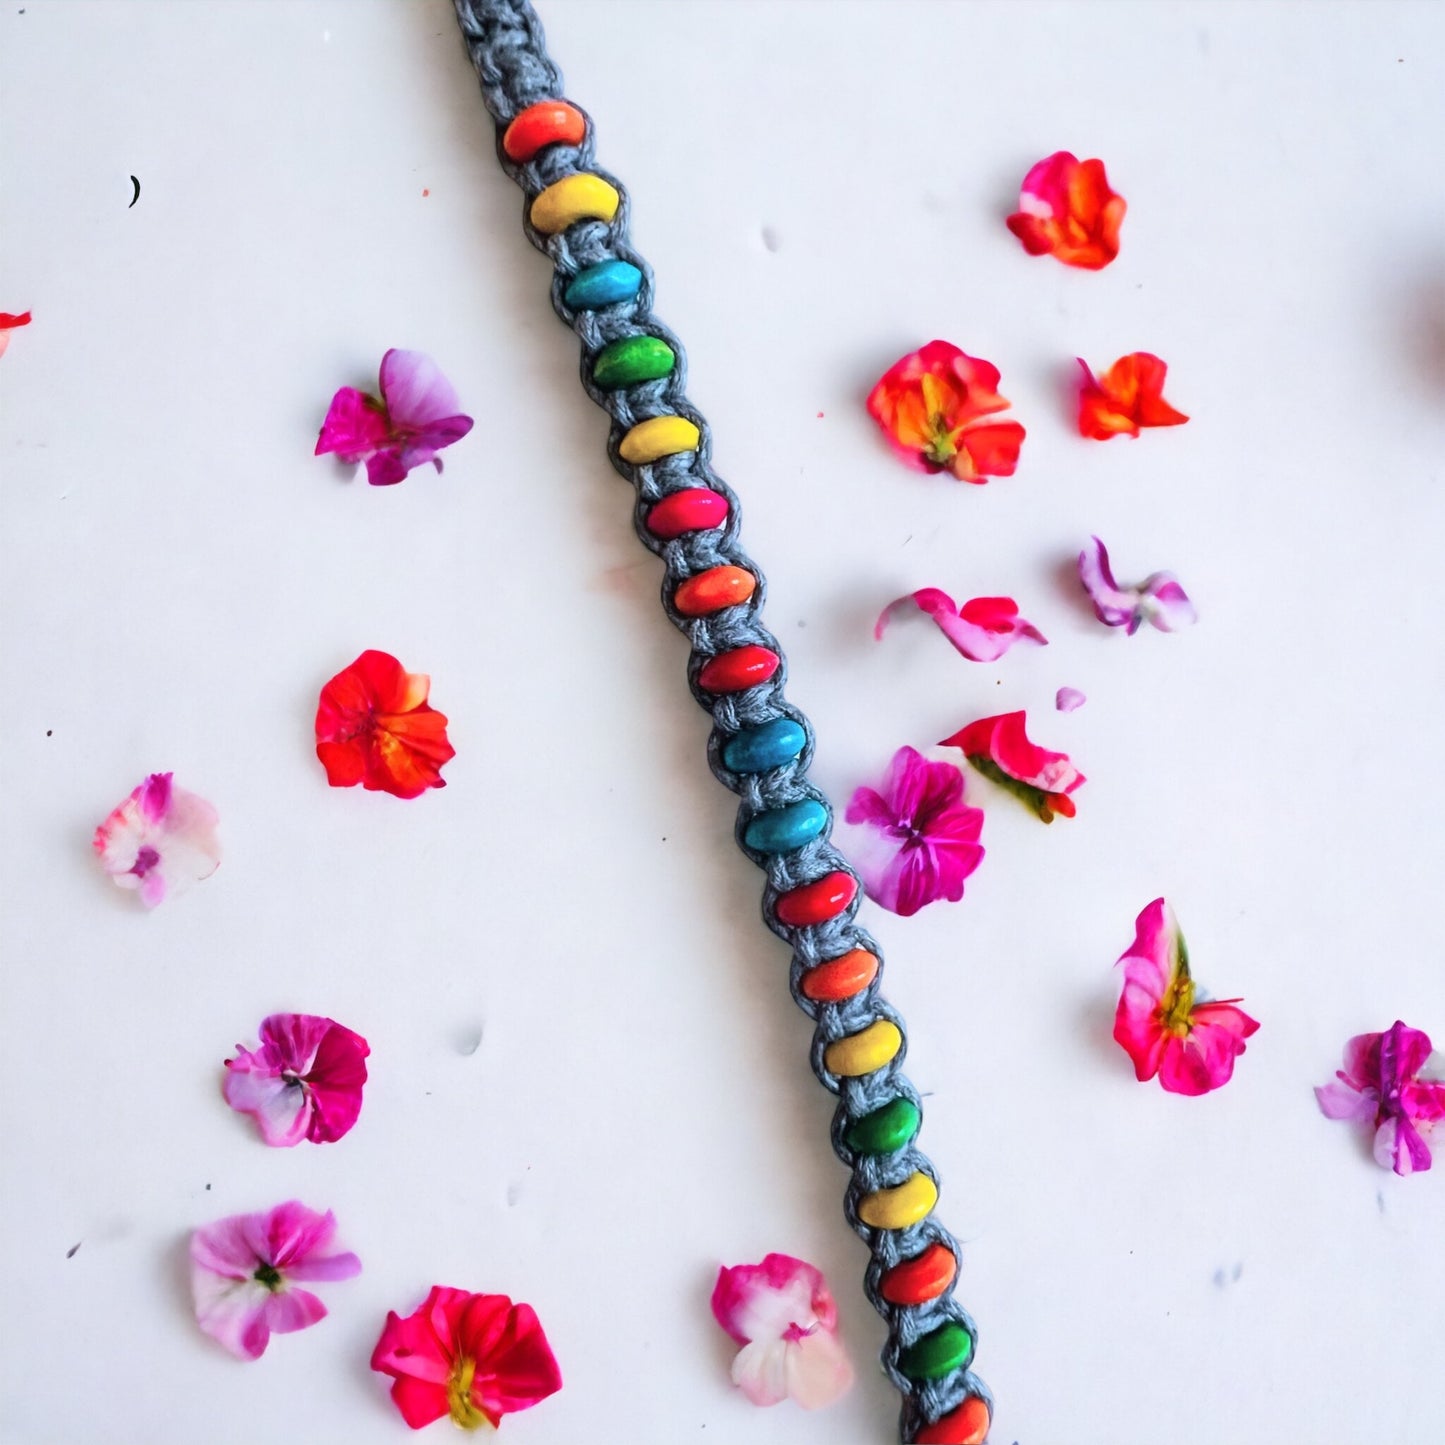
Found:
[1006,152,1126,269]
[875,589,1047,662]
[1077,353,1188,440]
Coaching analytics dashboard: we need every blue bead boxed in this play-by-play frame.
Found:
[722,718,807,774]
[564,260,643,310]
[744,799,828,854]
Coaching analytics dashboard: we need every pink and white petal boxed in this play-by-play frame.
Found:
[223,1067,310,1147]
[1056,686,1086,712]
[257,1014,331,1075]
[379,349,464,429]
[1373,1116,1433,1176]
[1140,575,1197,632]
[713,1258,823,1347]
[261,1286,329,1336]
[137,869,169,908]
[1314,1079,1378,1122]
[190,1215,262,1278]
[874,588,961,643]
[731,1338,790,1406]
[191,1272,271,1360]
[785,1330,854,1410]
[1078,537,1139,627]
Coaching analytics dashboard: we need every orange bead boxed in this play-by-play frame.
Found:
[914,1396,991,1444]
[502,101,587,162]
[879,1242,957,1306]
[800,949,879,1003]
[673,566,755,617]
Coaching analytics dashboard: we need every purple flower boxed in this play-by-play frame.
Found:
[1078,535,1196,634]
[92,773,220,908]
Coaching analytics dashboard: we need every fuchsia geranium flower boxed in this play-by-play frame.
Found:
[223,1013,370,1147]
[875,589,1047,663]
[92,772,220,907]
[1078,536,1196,635]
[1112,899,1259,1096]
[371,1286,562,1431]
[1316,1021,1445,1175]
[710,1253,853,1410]
[1077,352,1188,439]
[1006,151,1126,270]
[315,349,473,486]
[843,746,985,916]
[190,1200,361,1360]
[940,711,1084,822]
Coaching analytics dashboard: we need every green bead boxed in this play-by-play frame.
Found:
[593,335,675,389]
[844,1097,921,1155]
[898,1322,973,1381]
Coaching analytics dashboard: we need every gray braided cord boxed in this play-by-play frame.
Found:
[451,2,990,1438]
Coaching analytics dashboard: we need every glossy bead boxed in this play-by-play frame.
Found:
[898,1322,973,1382]
[673,565,755,616]
[621,415,700,464]
[844,1097,921,1155]
[644,489,726,540]
[743,798,828,854]
[564,259,642,310]
[530,174,620,235]
[857,1169,936,1230]
[914,1397,991,1445]
[824,1019,902,1077]
[800,948,878,1002]
[502,101,587,162]
[592,335,675,389]
[697,646,780,693]
[879,1243,957,1306]
[722,717,806,774]
[775,871,857,928]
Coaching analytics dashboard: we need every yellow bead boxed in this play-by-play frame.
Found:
[858,1171,938,1231]
[530,174,620,235]
[823,1019,902,1077]
[619,416,701,464]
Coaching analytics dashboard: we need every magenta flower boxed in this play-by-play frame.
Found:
[1316,1021,1445,1175]
[190,1200,361,1360]
[940,711,1084,823]
[1078,536,1196,634]
[875,588,1047,663]
[92,772,220,908]
[843,746,984,916]
[223,1013,370,1147]
[315,348,473,486]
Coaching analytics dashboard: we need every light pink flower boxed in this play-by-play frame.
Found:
[1112,899,1259,1096]
[190,1201,361,1360]
[92,772,220,907]
[710,1254,853,1410]
[315,349,473,486]
[843,746,985,916]
[875,589,1047,663]
[1078,536,1196,635]
[1056,686,1086,712]
[224,1013,370,1147]
[1316,1021,1445,1175]
[939,711,1084,823]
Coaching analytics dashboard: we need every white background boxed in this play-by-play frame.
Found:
[3,2,1443,1443]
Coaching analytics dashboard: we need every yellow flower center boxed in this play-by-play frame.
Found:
[1158,943,1196,1036]
[919,374,958,464]
[446,1356,491,1431]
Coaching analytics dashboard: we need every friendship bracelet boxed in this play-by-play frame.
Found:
[452,3,991,1439]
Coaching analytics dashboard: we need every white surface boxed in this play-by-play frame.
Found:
[3,2,1444,1442]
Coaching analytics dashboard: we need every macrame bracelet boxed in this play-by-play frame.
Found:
[451,3,991,1439]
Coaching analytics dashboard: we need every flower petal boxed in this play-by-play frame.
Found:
[222,1058,311,1147]
[1157,1003,1260,1095]
[1007,152,1125,269]
[315,387,390,463]
[786,1329,854,1410]
[1056,686,1086,712]
[379,348,466,430]
[731,1338,791,1406]
[876,589,1045,663]
[1315,1079,1377,1122]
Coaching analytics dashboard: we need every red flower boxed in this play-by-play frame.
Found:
[371,1286,562,1431]
[315,650,455,799]
[1006,151,1126,270]
[940,710,1084,823]
[866,341,1026,483]
[1077,353,1189,439]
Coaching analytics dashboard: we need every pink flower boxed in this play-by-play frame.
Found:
[1078,536,1196,634]
[371,1286,562,1430]
[939,711,1084,823]
[842,746,985,916]
[315,349,473,486]
[190,1200,361,1360]
[92,772,220,907]
[1056,686,1087,712]
[0,309,32,359]
[1112,899,1260,1096]
[875,589,1047,663]
[223,1013,370,1147]
[710,1254,853,1410]
[1316,1021,1445,1175]
[1006,152,1126,270]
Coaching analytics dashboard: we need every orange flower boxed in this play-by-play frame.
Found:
[866,341,1025,484]
[1077,352,1189,440]
[1006,152,1125,270]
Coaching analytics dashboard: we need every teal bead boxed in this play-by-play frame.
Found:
[722,718,807,774]
[844,1097,921,1155]
[744,799,827,854]
[593,335,675,389]
[898,1321,974,1381]
[564,260,643,310]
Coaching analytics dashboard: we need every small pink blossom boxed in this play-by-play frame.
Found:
[224,1013,370,1147]
[1056,686,1086,712]
[940,711,1084,822]
[190,1200,361,1360]
[92,772,220,907]
[710,1254,853,1410]
[875,589,1047,663]
[1078,536,1196,634]
[1316,1021,1445,1175]
[843,746,985,916]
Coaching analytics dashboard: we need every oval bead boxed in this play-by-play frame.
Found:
[644,488,725,540]
[914,1397,991,1445]
[502,100,587,162]
[743,798,828,855]
[530,173,620,235]
[592,335,675,389]
[879,1243,958,1307]
[775,871,858,928]
[621,415,701,464]
[564,259,642,310]
[722,718,806,774]
[800,948,878,1002]
[673,565,755,616]
[844,1097,921,1155]
[857,1169,936,1230]
[697,645,780,693]
[898,1321,974,1382]
[824,1019,902,1078]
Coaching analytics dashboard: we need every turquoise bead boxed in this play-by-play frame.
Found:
[744,799,827,854]
[564,260,643,310]
[722,718,807,774]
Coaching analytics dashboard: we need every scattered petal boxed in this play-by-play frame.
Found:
[0,309,32,359]
[1078,536,1196,635]
[1055,686,1086,712]
[92,773,220,907]
[1077,353,1188,440]
[939,711,1084,822]
[875,589,1047,662]
[1006,151,1126,269]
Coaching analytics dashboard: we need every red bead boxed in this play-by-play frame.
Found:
[697,645,780,693]
[502,101,587,162]
[645,489,729,540]
[914,1396,991,1444]
[775,871,857,927]
[879,1242,958,1306]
